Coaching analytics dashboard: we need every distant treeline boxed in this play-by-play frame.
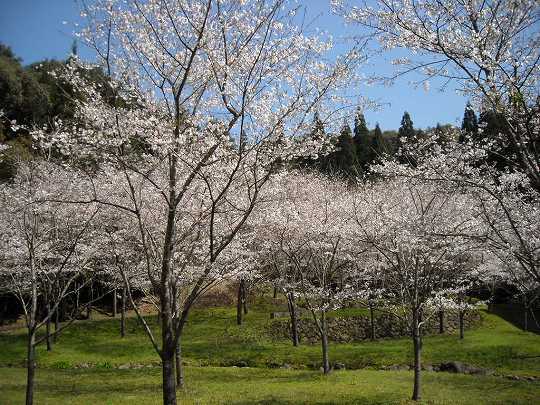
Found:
[0,42,510,180]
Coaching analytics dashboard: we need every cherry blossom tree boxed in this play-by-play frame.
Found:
[33,2,361,402]
[389,132,539,291]
[256,172,360,373]
[334,0,540,191]
[0,161,102,405]
[350,171,484,401]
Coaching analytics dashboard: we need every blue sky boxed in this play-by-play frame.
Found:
[0,0,468,130]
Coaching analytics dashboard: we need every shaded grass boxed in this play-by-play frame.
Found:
[0,366,538,405]
[1,302,539,376]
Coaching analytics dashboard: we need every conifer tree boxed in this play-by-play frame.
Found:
[397,112,415,164]
[298,112,326,170]
[371,122,383,162]
[398,111,415,143]
[311,111,326,143]
[460,102,478,143]
[353,108,371,169]
[332,121,357,176]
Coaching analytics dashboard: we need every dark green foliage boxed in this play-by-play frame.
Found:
[330,121,358,177]
[397,111,415,164]
[0,43,126,178]
[371,123,383,163]
[460,102,478,143]
[297,112,327,170]
[398,111,415,143]
[353,108,372,171]
[478,110,515,172]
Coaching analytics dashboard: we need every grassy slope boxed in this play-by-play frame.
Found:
[0,298,539,404]
[1,303,538,375]
[0,367,539,405]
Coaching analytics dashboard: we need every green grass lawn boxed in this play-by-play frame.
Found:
[0,297,539,404]
[1,366,539,405]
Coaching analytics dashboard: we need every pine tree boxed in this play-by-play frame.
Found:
[297,112,327,170]
[460,102,478,143]
[371,123,383,162]
[311,111,325,143]
[331,121,357,176]
[398,111,415,143]
[353,108,369,143]
[353,108,371,169]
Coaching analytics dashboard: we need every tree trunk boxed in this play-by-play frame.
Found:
[25,332,36,405]
[54,303,60,343]
[162,350,176,405]
[412,312,422,401]
[321,312,330,374]
[160,287,177,404]
[120,288,126,338]
[438,310,444,334]
[242,282,248,315]
[524,306,528,332]
[175,337,184,388]
[369,303,375,341]
[459,311,465,339]
[46,301,52,351]
[287,293,299,346]
[112,289,117,318]
[273,285,278,299]
[237,280,243,326]
[87,283,93,320]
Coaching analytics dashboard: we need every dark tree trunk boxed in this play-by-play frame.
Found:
[369,303,376,341]
[87,283,93,320]
[459,311,465,339]
[120,288,126,338]
[412,312,422,401]
[237,280,243,325]
[112,289,117,318]
[175,337,184,388]
[46,301,52,351]
[160,283,177,404]
[321,312,330,374]
[162,350,176,405]
[438,310,444,334]
[524,306,528,332]
[76,286,80,311]
[242,282,248,315]
[54,303,60,343]
[273,285,278,299]
[287,293,299,346]
[25,332,36,405]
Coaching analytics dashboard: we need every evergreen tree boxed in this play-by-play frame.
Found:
[398,111,415,142]
[298,112,326,169]
[353,108,371,169]
[397,111,415,164]
[331,120,357,176]
[353,108,369,143]
[311,111,326,143]
[460,102,478,143]
[371,123,383,162]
